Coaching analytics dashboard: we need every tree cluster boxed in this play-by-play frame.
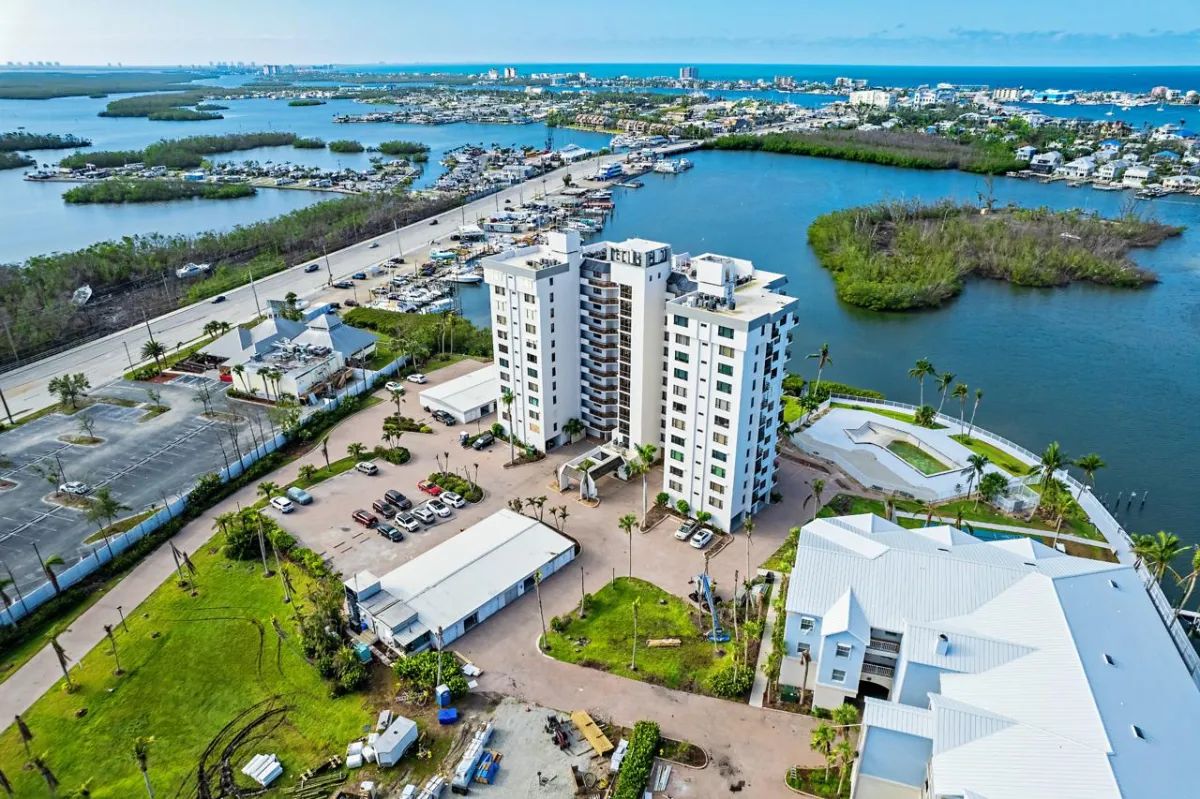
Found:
[59,131,298,170]
[63,179,256,204]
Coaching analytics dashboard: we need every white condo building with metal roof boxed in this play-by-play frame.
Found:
[780,514,1200,799]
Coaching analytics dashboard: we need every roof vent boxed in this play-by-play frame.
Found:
[936,547,950,553]
[1108,579,1120,589]
[1103,653,1115,666]
[936,634,950,656]
[1131,725,1146,740]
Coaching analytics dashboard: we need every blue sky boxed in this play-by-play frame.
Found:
[4,0,1199,66]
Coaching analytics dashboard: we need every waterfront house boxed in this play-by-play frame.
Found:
[556,144,593,163]
[1163,174,1200,190]
[1014,145,1037,161]
[1123,164,1156,187]
[779,514,1200,799]
[1029,151,1063,174]
[1097,158,1131,181]
[1057,156,1097,179]
[1150,150,1182,165]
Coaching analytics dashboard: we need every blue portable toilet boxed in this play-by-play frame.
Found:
[438,708,458,725]
[435,684,451,707]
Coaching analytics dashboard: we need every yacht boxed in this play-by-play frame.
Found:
[447,267,483,284]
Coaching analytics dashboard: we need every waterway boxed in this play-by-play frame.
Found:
[1,93,1199,564]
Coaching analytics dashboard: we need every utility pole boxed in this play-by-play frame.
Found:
[0,385,12,425]
[248,263,263,318]
[322,239,334,286]
[123,341,135,371]
[0,318,18,362]
[3,561,29,617]
[141,309,154,342]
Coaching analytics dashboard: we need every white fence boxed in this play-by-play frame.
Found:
[0,355,408,628]
[814,393,1200,686]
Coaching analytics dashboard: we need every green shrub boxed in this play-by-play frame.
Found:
[331,646,368,696]
[707,664,755,698]
[655,492,669,507]
[612,720,660,799]
[550,615,568,633]
[393,650,465,697]
[429,471,482,502]
[373,445,411,465]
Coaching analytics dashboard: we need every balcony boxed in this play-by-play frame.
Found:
[868,637,901,655]
[582,406,618,421]
[862,662,895,679]
[583,392,617,407]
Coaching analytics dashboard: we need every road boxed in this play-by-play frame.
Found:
[0,155,622,418]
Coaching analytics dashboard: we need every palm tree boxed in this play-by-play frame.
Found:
[952,383,969,431]
[576,458,595,501]
[632,443,657,529]
[802,479,826,522]
[390,388,405,418]
[48,634,73,690]
[15,714,33,761]
[563,417,584,443]
[256,367,272,401]
[1030,442,1066,517]
[834,739,857,796]
[1130,533,1155,570]
[140,339,166,375]
[133,736,156,798]
[320,435,331,471]
[347,442,367,461]
[806,343,832,395]
[831,702,859,740]
[1173,547,1200,620]
[908,358,936,406]
[256,481,279,501]
[810,723,836,781]
[965,453,989,505]
[500,389,516,463]
[232,364,248,393]
[556,505,569,533]
[1073,453,1106,500]
[0,766,12,798]
[86,487,130,561]
[0,577,17,628]
[103,623,123,675]
[913,405,936,428]
[1143,531,1186,583]
[42,554,66,595]
[31,753,58,798]
[618,514,638,577]
[967,387,983,438]
[298,464,318,482]
[935,371,955,415]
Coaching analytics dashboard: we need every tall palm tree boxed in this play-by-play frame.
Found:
[810,723,836,781]
[835,740,857,796]
[1073,453,1106,500]
[966,453,989,505]
[618,514,638,577]
[802,479,826,522]
[42,554,66,595]
[133,736,156,798]
[0,577,18,628]
[1144,531,1186,583]
[576,458,595,502]
[1173,547,1200,620]
[104,623,123,675]
[563,417,584,443]
[1030,442,1066,517]
[831,702,859,740]
[256,367,272,401]
[86,487,130,562]
[140,339,166,375]
[935,371,956,415]
[232,364,248,393]
[967,388,983,438]
[31,753,57,798]
[633,443,657,529]
[0,766,12,798]
[806,343,832,395]
[1130,533,1155,570]
[500,389,516,464]
[908,358,936,407]
[952,383,969,431]
[390,388,405,418]
[48,634,72,690]
[15,714,33,761]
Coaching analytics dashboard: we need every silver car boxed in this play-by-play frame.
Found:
[411,506,436,524]
[441,490,466,508]
[427,499,452,518]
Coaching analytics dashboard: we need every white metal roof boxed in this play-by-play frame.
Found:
[418,364,499,413]
[376,509,573,632]
[799,514,1200,799]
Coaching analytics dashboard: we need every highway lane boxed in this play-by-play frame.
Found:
[0,155,622,418]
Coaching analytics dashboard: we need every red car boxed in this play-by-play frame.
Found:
[352,509,378,528]
[417,480,442,496]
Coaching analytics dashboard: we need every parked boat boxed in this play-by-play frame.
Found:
[447,267,483,284]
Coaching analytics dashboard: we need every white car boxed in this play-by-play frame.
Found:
[406,373,427,384]
[269,496,295,514]
[395,512,420,533]
[385,381,405,393]
[355,461,379,475]
[427,499,452,518]
[441,490,466,508]
[674,520,699,541]
[689,528,715,549]
[58,481,91,496]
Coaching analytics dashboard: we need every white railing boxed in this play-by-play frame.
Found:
[0,356,407,628]
[815,393,1200,686]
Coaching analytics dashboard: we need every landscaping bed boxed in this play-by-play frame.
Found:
[886,439,951,474]
[786,765,849,798]
[830,402,947,429]
[950,434,1032,475]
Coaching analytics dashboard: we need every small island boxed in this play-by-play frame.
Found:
[0,152,35,170]
[194,103,229,111]
[63,179,257,204]
[807,200,1181,311]
[0,131,93,151]
[287,98,326,107]
[377,140,429,155]
[292,137,326,149]
[328,139,365,153]
[59,132,298,170]
[147,109,224,121]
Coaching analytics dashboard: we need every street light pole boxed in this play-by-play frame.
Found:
[123,341,135,371]
[0,385,12,425]
[117,604,129,633]
[248,263,263,318]
[322,239,334,286]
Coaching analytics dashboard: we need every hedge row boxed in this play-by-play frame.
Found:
[613,720,661,799]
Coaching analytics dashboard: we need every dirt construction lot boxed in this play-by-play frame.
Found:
[270,358,829,798]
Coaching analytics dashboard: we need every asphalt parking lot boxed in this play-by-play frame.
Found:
[0,380,270,592]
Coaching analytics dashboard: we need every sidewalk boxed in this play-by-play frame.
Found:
[748,569,783,708]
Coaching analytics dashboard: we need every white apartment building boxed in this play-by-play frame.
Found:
[992,87,1022,102]
[483,231,583,453]
[848,89,897,109]
[483,235,798,530]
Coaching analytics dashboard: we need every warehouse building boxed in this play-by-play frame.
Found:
[418,364,499,424]
[344,509,577,653]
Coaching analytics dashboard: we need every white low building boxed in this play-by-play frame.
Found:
[778,514,1200,799]
[1123,164,1156,187]
[418,364,499,424]
[344,509,576,653]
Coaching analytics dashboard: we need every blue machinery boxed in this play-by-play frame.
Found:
[695,573,731,643]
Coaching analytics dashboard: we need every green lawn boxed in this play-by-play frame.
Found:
[782,395,804,424]
[886,440,951,474]
[950,434,1033,476]
[0,589,111,685]
[831,402,947,429]
[544,577,736,695]
[0,547,372,797]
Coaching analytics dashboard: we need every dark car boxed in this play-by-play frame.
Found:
[304,263,320,273]
[376,523,404,542]
[429,218,439,225]
[344,299,358,307]
[431,410,457,426]
[212,295,227,304]
[384,489,413,510]
[327,301,341,309]
[352,509,378,528]
[352,272,368,280]
[333,280,354,289]
[471,432,495,450]
[372,499,398,519]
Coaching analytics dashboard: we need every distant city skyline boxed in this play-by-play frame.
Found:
[4,0,1200,67]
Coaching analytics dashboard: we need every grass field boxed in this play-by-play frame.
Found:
[544,577,735,695]
[0,589,111,686]
[783,395,804,424]
[950,434,1033,476]
[886,440,951,474]
[831,402,947,429]
[0,547,373,797]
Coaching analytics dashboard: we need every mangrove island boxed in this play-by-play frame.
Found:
[62,179,257,204]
